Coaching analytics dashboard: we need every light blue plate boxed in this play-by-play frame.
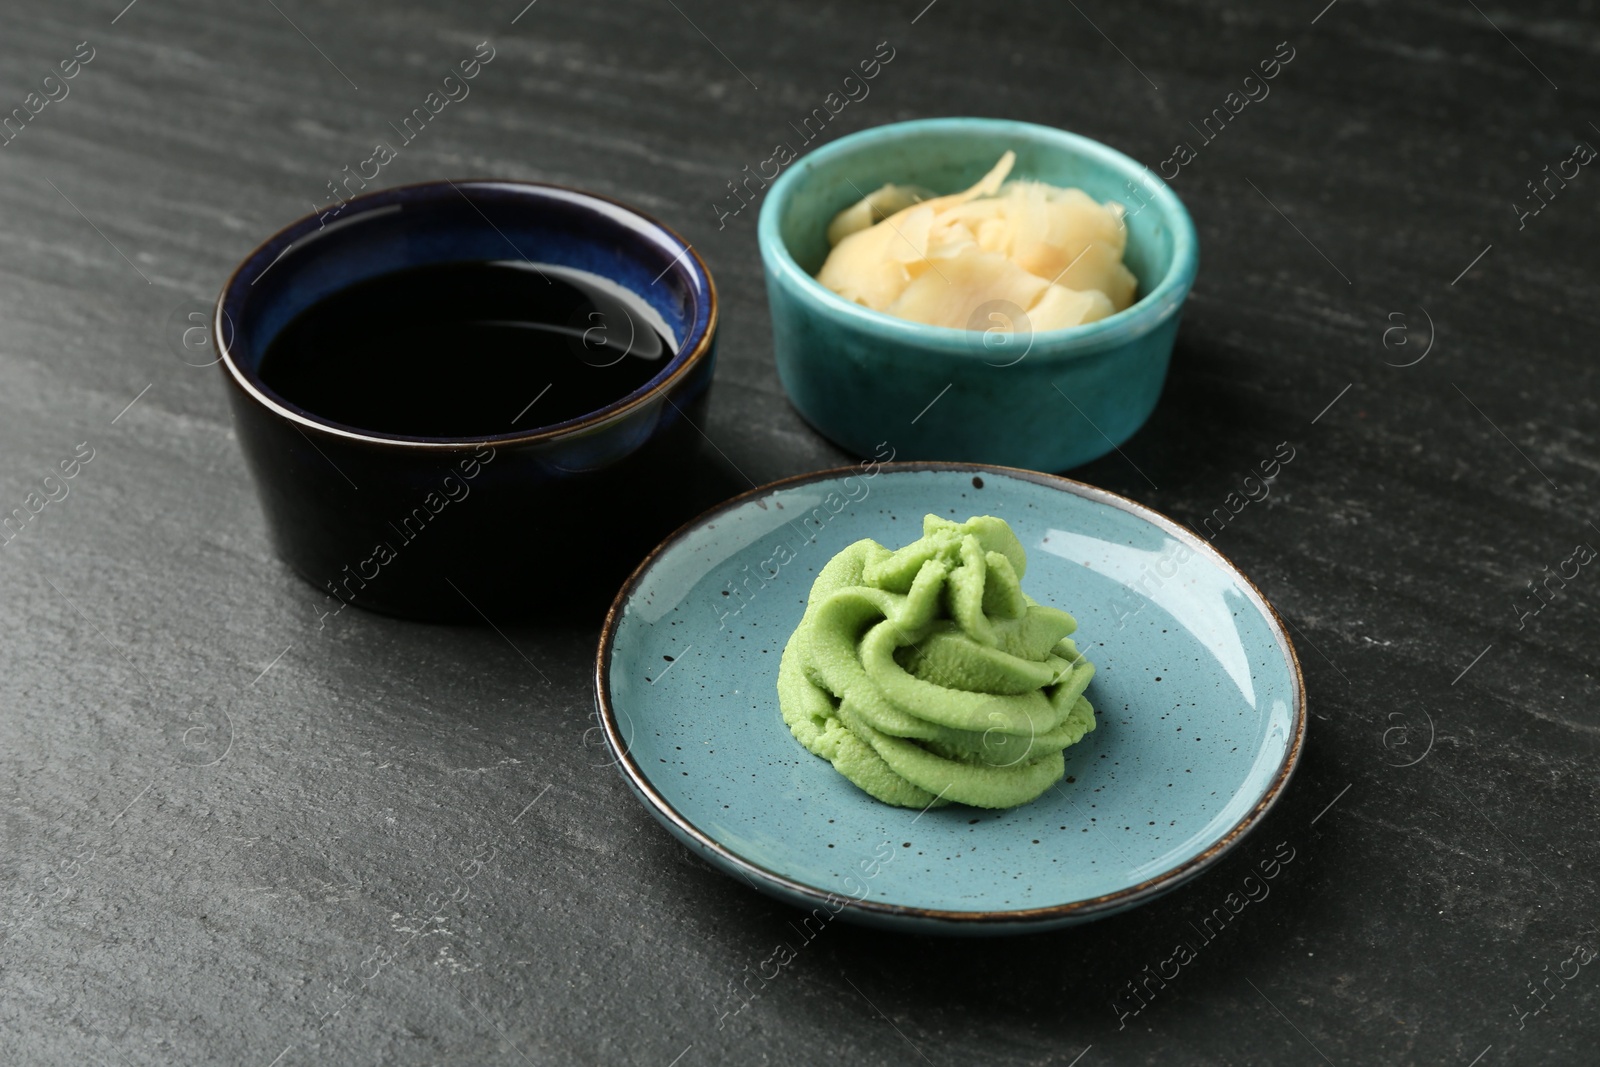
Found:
[596,464,1304,934]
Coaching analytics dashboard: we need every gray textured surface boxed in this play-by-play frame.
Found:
[1,0,1597,1064]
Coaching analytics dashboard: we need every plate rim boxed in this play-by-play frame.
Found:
[594,461,1306,928]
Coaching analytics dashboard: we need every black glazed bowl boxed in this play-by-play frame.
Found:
[214,180,720,623]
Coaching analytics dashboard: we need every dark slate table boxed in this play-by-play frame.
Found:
[3,0,1596,1063]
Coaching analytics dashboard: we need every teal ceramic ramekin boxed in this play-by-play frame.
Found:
[758,117,1197,472]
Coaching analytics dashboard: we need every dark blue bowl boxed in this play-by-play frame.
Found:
[215,180,720,623]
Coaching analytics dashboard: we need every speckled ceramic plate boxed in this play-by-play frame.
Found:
[595,463,1304,934]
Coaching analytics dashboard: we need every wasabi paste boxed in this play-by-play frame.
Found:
[777,515,1095,810]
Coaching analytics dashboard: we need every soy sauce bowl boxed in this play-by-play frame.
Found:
[214,180,720,623]
[758,117,1198,472]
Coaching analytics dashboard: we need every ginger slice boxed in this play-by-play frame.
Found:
[826,183,933,246]
[884,246,1048,330]
[1028,284,1116,331]
[817,217,914,310]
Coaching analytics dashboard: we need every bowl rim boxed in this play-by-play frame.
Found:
[757,116,1198,356]
[213,178,718,451]
[594,460,1306,929]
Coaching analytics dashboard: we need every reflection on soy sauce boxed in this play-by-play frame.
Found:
[259,260,675,438]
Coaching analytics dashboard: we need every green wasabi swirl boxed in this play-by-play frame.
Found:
[777,514,1095,809]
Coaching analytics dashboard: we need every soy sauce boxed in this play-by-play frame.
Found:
[258,261,672,437]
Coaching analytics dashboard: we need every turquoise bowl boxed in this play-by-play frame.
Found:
[758,117,1198,472]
